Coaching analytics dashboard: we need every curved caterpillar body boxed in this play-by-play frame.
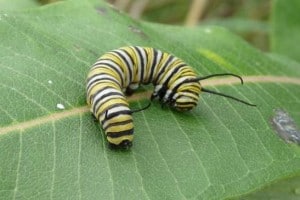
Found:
[86,46,255,149]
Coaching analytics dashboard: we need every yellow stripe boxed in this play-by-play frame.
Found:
[154,52,172,81]
[180,83,201,93]
[88,67,122,83]
[87,83,120,105]
[106,122,133,133]
[105,52,130,84]
[101,53,123,67]
[95,98,128,118]
[177,92,199,100]
[105,114,132,125]
[107,135,134,145]
[122,47,139,82]
[144,47,153,82]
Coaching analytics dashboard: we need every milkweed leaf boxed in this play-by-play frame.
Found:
[0,1,300,199]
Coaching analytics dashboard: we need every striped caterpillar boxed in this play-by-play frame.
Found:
[86,46,255,149]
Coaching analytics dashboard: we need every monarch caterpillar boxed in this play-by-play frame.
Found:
[86,46,255,149]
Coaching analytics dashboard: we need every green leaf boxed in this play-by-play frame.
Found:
[242,176,300,200]
[0,0,39,11]
[0,0,300,199]
[271,0,300,62]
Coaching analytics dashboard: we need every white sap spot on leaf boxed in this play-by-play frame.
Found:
[48,80,53,84]
[271,109,300,145]
[56,103,65,110]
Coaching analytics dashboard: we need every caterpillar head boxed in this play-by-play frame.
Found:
[171,80,201,111]
[153,73,256,111]
[152,79,201,111]
[170,73,256,110]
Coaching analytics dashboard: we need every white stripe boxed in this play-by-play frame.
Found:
[163,89,172,101]
[132,47,141,83]
[153,84,163,97]
[93,91,123,109]
[148,49,163,83]
[118,49,134,68]
[92,87,121,102]
[137,46,147,82]
[92,89,123,114]
[154,49,163,69]
[100,105,130,125]
[156,56,176,83]
[158,60,183,85]
[110,50,131,87]
[87,74,119,91]
[170,77,193,89]
[92,60,124,82]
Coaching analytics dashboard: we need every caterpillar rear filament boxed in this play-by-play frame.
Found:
[86,46,255,149]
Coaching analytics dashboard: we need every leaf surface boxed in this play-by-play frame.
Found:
[0,1,300,199]
[0,0,39,11]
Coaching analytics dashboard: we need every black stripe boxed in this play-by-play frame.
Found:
[133,46,144,82]
[93,59,124,86]
[100,91,123,100]
[105,109,132,120]
[97,103,129,120]
[163,64,187,87]
[93,95,125,114]
[87,74,121,89]
[104,119,133,131]
[180,88,200,96]
[89,85,115,104]
[168,81,199,100]
[91,90,123,111]
[140,47,147,82]
[107,128,134,138]
[155,54,174,84]
[93,95,125,115]
[93,58,124,74]
[122,48,135,66]
[112,50,133,83]
[122,48,135,82]
[95,58,125,74]
[93,92,124,113]
[90,85,121,99]
[146,48,158,84]
[177,94,199,102]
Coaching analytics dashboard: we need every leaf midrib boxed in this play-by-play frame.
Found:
[0,75,299,135]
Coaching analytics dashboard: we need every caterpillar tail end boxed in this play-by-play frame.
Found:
[108,140,133,150]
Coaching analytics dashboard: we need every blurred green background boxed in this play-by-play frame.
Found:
[109,0,270,51]
[0,0,270,51]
